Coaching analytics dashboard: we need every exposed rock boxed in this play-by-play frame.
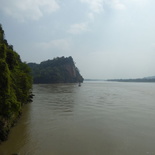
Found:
[28,56,84,84]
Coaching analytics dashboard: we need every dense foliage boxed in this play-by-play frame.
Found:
[0,24,32,141]
[28,56,84,84]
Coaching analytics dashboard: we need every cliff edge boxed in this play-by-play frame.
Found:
[28,56,84,84]
[0,24,32,142]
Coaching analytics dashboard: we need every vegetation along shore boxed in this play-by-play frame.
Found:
[0,24,33,142]
[0,24,83,142]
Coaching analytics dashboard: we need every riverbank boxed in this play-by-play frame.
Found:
[0,24,33,143]
[0,113,21,143]
[0,93,34,143]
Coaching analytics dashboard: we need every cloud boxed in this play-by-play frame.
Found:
[68,22,89,34]
[88,12,95,20]
[80,0,126,12]
[81,0,104,13]
[38,39,71,51]
[111,0,126,10]
[0,0,60,21]
[80,0,126,21]
[127,0,150,8]
[128,0,147,3]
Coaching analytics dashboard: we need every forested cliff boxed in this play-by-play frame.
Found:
[0,24,32,142]
[0,24,83,142]
[28,56,84,84]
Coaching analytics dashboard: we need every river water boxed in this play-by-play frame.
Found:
[0,82,155,155]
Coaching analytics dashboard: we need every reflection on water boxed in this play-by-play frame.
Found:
[0,82,155,155]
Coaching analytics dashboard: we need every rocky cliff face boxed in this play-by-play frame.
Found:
[28,56,84,84]
[64,64,76,78]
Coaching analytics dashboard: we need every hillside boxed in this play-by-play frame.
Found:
[0,24,32,142]
[28,56,84,84]
[107,76,155,82]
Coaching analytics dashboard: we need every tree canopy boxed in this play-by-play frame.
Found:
[0,24,32,142]
[28,56,84,84]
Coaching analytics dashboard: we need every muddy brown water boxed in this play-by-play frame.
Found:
[0,82,155,155]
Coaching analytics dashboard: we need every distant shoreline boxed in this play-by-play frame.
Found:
[84,78,155,83]
[107,79,155,83]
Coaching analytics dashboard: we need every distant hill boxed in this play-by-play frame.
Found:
[107,76,155,83]
[84,79,105,81]
[143,76,155,79]
[28,56,84,84]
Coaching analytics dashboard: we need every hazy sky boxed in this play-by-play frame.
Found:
[1,0,155,79]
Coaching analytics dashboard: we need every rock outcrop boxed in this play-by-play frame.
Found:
[28,56,84,84]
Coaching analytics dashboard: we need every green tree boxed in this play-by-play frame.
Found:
[0,24,32,141]
[28,56,84,84]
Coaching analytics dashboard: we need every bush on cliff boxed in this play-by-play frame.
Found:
[0,24,32,142]
[28,56,84,84]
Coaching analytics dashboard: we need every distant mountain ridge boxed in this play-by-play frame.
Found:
[143,76,155,79]
[107,76,155,82]
[28,56,84,84]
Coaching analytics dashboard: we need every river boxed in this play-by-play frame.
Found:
[0,81,155,155]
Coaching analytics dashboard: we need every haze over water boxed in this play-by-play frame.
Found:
[0,81,155,155]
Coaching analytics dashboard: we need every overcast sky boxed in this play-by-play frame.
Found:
[1,0,155,79]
